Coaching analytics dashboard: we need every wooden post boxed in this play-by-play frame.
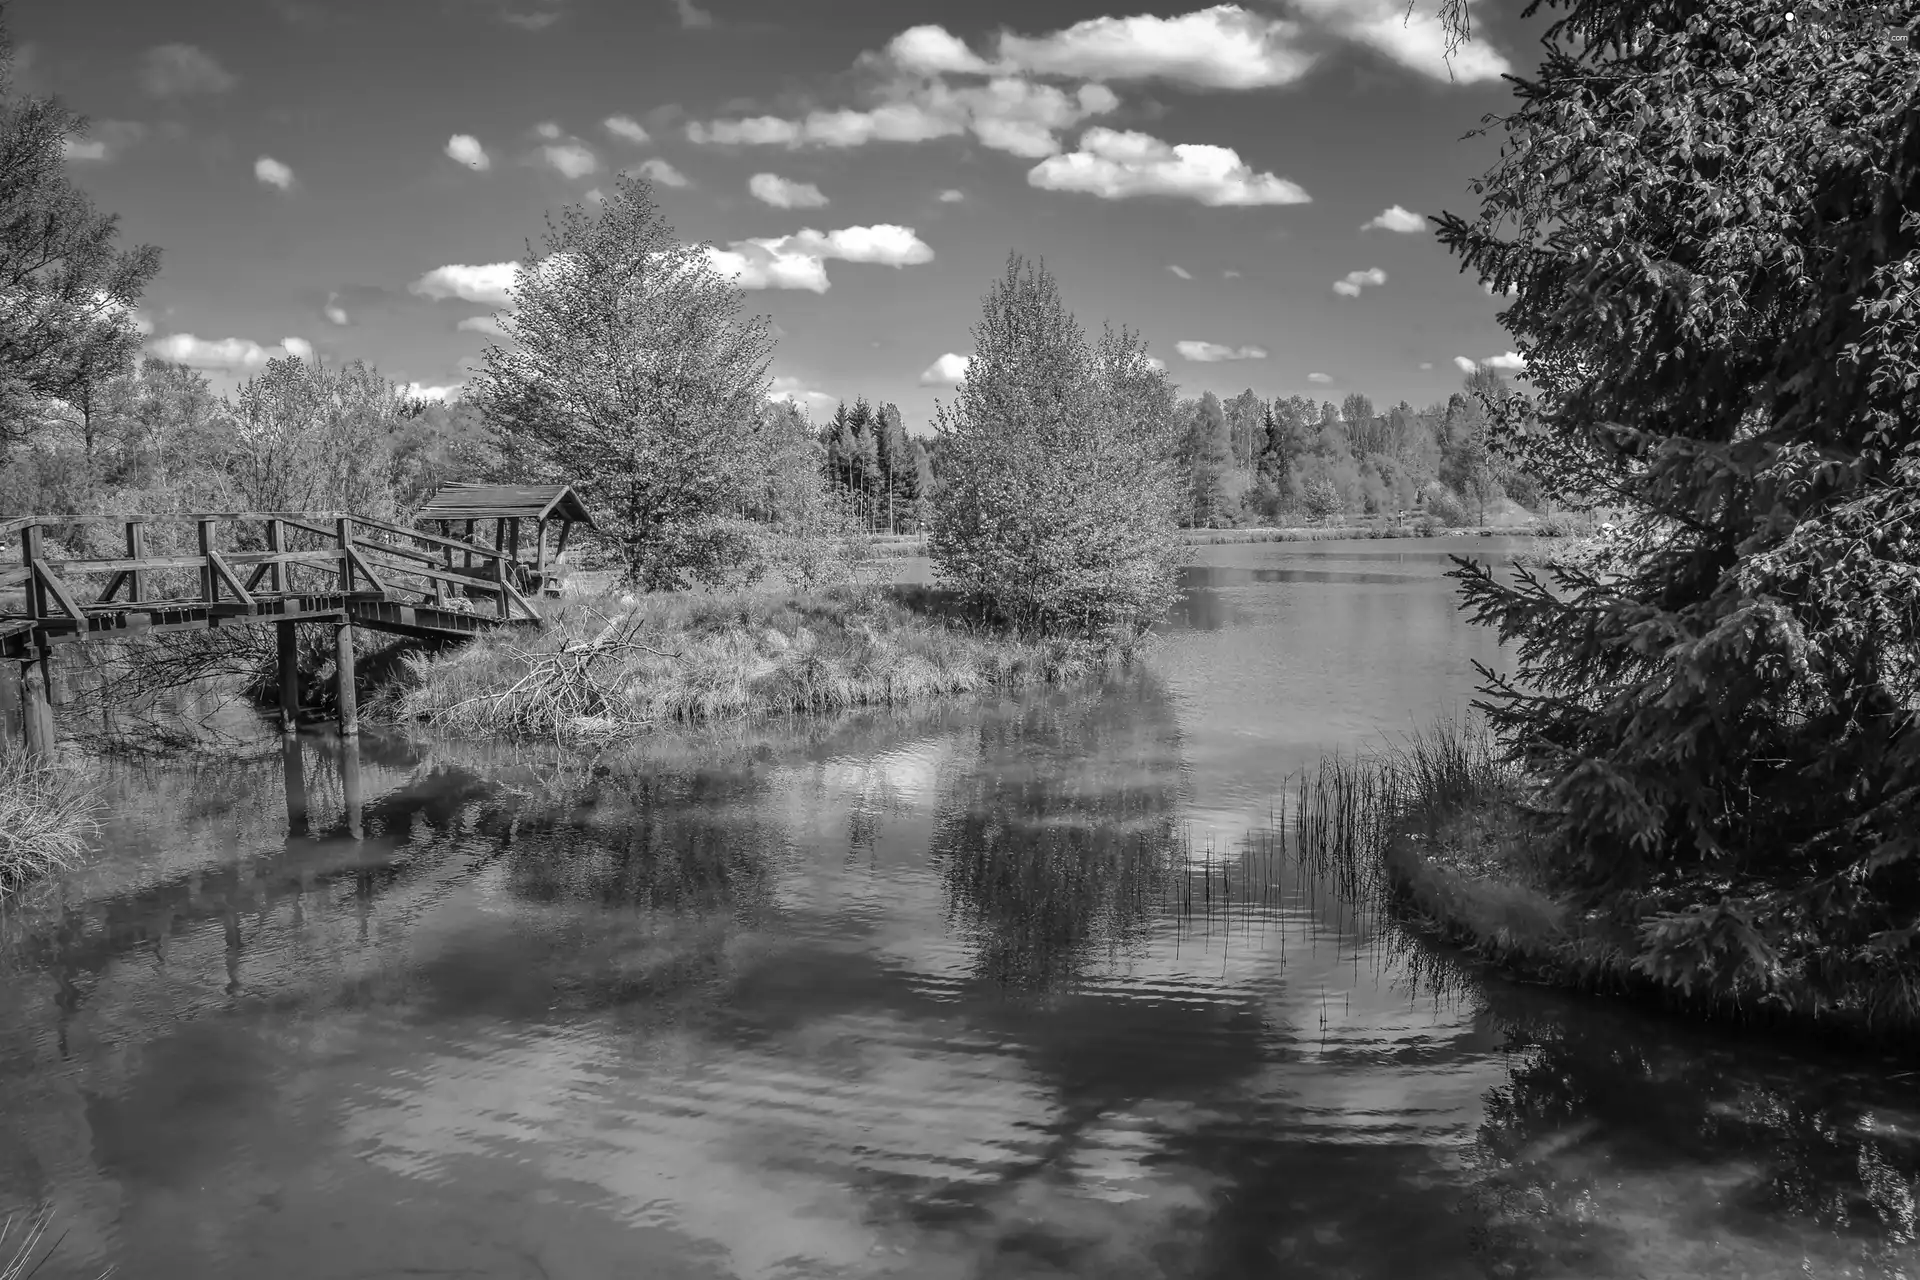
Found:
[492,554,510,619]
[334,621,358,737]
[125,520,148,603]
[336,517,355,594]
[266,519,287,596]
[19,660,53,759]
[277,620,299,734]
[21,523,45,625]
[198,519,218,605]
[507,516,521,565]
[463,519,475,573]
[535,518,549,593]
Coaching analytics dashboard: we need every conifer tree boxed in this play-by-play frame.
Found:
[1437,0,1920,995]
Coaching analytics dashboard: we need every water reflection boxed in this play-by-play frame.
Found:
[935,670,1181,990]
[0,541,1916,1278]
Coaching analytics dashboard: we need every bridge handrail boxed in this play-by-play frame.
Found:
[0,509,541,623]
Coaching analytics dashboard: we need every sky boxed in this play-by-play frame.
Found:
[18,0,1543,432]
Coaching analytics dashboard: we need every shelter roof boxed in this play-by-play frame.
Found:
[418,483,595,527]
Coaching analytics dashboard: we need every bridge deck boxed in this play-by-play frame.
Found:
[0,510,547,745]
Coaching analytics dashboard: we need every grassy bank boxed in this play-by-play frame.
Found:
[0,753,100,903]
[381,584,1124,744]
[1373,724,1920,1048]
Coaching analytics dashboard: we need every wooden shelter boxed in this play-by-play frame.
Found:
[416,483,595,597]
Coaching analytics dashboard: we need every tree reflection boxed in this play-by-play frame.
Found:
[932,669,1184,990]
[1462,991,1920,1274]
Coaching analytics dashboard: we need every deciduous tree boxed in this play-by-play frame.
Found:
[471,174,775,589]
[930,254,1182,638]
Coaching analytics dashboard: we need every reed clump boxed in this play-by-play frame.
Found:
[0,752,100,902]
[383,585,1121,744]
[2,1203,111,1279]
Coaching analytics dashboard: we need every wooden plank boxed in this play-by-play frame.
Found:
[127,521,148,603]
[207,549,257,607]
[33,564,89,622]
[343,544,391,597]
[352,513,503,559]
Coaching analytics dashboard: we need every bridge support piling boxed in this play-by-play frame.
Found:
[19,658,54,758]
[334,621,358,738]
[276,620,300,734]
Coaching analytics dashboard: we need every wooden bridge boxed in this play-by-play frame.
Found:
[0,509,553,754]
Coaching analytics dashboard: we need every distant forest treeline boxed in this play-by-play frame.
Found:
[822,361,1541,534]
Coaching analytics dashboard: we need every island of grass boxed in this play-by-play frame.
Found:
[384,584,1124,744]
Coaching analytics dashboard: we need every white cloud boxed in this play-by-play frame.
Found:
[637,157,690,187]
[1363,204,1424,233]
[1332,266,1387,297]
[1167,264,1192,280]
[750,173,829,208]
[585,188,605,204]
[534,121,563,140]
[1176,340,1267,362]
[1482,279,1518,297]
[603,114,651,144]
[1027,128,1309,206]
[400,382,463,402]
[1308,372,1333,384]
[690,78,1117,159]
[997,6,1316,90]
[1290,0,1511,83]
[1222,269,1241,279]
[254,156,295,190]
[324,296,349,326]
[541,142,598,179]
[886,25,991,75]
[1454,352,1527,373]
[1146,355,1168,372]
[458,314,512,336]
[1418,361,1434,370]
[146,333,308,371]
[410,262,519,307]
[767,376,837,416]
[446,134,491,170]
[128,309,154,336]
[937,188,965,203]
[673,0,715,30]
[919,352,971,386]
[706,223,935,293]
[140,43,236,97]
[62,137,108,161]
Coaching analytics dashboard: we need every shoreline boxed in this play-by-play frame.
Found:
[1381,797,1920,1052]
[860,522,1574,556]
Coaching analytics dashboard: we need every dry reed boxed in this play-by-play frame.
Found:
[1,1203,111,1280]
[0,753,100,902]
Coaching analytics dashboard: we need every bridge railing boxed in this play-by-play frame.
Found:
[0,511,543,629]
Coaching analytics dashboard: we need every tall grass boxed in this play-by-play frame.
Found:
[1,1204,111,1279]
[383,585,1122,744]
[0,753,100,902]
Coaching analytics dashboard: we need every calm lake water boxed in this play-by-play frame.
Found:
[3,538,1918,1279]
